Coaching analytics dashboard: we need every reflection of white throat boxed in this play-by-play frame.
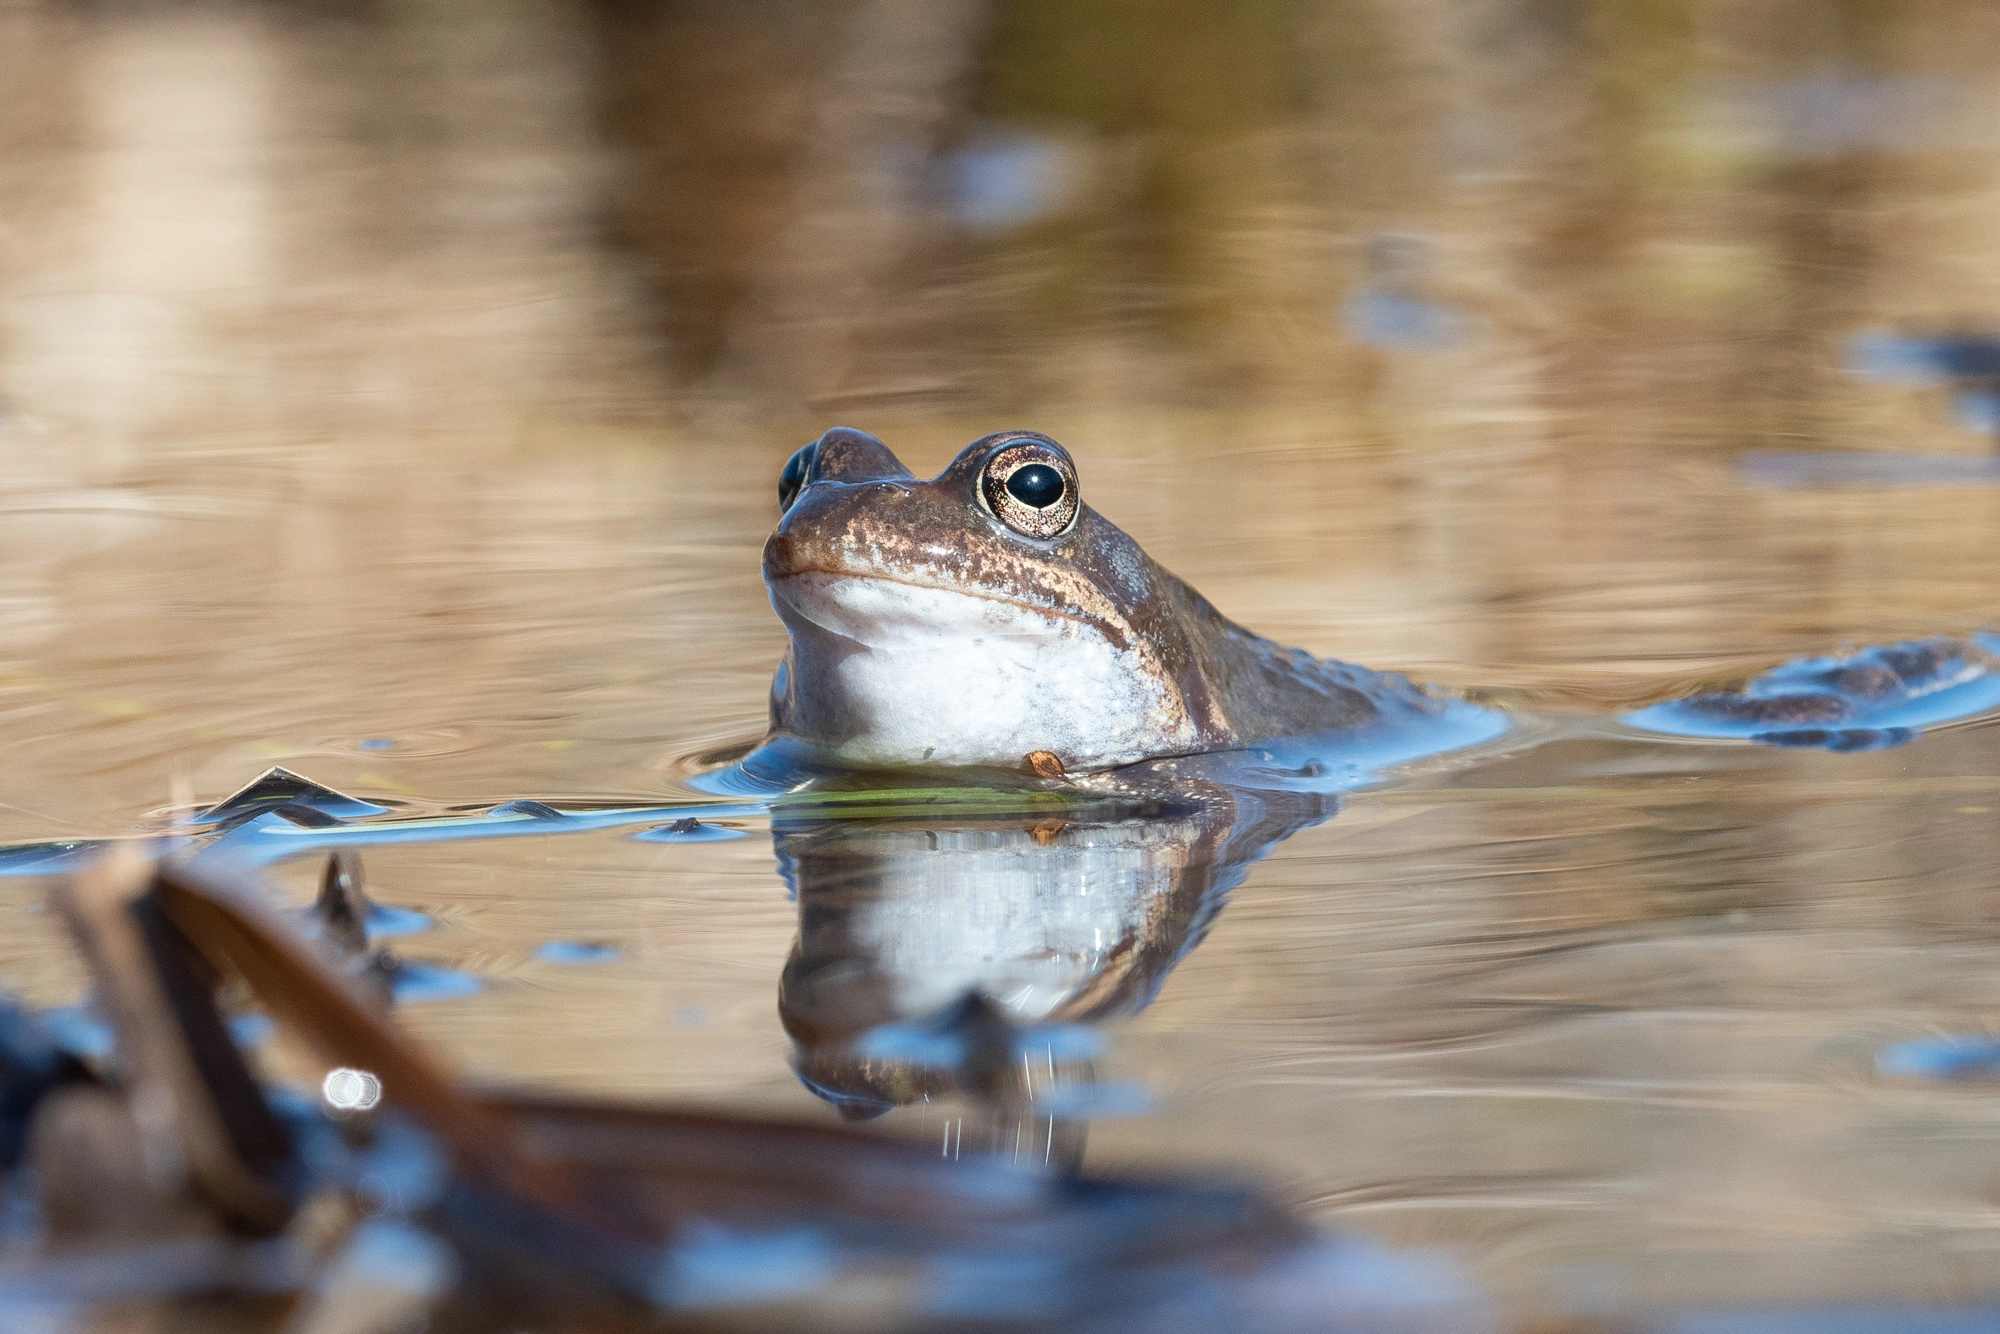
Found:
[774,573,1195,770]
[847,823,1195,1021]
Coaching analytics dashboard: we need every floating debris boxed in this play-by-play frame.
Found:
[633,816,746,843]
[1623,634,2000,749]
[0,762,756,878]
[487,799,569,820]
[191,766,391,830]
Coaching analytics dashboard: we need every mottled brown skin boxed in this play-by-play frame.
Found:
[763,427,1442,766]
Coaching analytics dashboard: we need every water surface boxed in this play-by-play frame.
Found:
[7,2,2000,1327]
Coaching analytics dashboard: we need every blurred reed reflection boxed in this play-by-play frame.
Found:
[583,0,2000,440]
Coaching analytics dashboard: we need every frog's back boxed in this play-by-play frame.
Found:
[1147,561,1446,751]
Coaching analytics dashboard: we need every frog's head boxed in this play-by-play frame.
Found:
[762,427,1224,771]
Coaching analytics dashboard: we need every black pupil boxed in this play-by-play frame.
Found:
[1005,462,1064,509]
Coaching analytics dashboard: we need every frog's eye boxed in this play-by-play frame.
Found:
[777,442,818,514]
[980,440,1079,539]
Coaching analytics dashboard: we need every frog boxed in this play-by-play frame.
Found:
[763,426,1461,773]
[764,427,2000,772]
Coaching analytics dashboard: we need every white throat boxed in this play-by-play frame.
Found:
[772,573,1196,770]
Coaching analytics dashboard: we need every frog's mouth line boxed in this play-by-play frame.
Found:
[769,568,1130,650]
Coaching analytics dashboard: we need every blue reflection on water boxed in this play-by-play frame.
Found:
[1741,452,2000,488]
[942,125,1075,232]
[1849,330,2000,384]
[1031,1081,1154,1121]
[920,1254,1069,1319]
[387,961,483,1004]
[1732,76,1953,160]
[1227,697,1511,793]
[1956,390,2000,434]
[1843,328,2000,447]
[1878,1034,2000,1080]
[1342,233,1465,351]
[229,1014,274,1048]
[648,1224,836,1311]
[324,1219,455,1300]
[727,694,1510,802]
[37,1005,112,1061]
[0,837,190,876]
[856,1014,1105,1070]
[1343,289,1462,350]
[365,901,432,939]
[535,941,621,965]
[177,798,751,871]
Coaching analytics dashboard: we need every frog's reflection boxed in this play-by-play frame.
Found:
[773,776,1336,1162]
